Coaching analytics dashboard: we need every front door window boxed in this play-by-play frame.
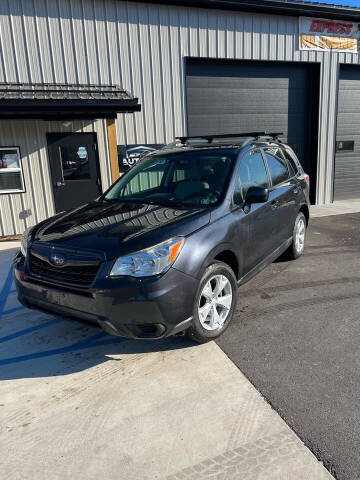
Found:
[233,150,269,206]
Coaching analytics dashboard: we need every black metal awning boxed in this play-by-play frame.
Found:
[0,83,141,120]
[144,0,360,21]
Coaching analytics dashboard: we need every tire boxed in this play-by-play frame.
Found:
[186,261,237,344]
[286,211,307,260]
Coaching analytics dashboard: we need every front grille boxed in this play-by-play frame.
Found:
[29,253,100,287]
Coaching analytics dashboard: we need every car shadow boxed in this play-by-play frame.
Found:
[0,313,194,381]
[0,258,195,381]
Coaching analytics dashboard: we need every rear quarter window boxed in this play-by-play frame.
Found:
[263,148,290,186]
[281,147,302,177]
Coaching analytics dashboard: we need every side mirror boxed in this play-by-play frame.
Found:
[245,186,269,206]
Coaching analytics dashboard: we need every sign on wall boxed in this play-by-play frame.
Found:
[299,16,360,53]
[118,144,165,173]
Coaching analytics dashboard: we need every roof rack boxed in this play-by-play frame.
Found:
[176,132,283,145]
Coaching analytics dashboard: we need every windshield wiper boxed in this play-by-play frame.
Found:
[102,197,201,209]
[102,197,146,204]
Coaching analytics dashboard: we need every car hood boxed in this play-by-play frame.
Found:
[32,200,210,259]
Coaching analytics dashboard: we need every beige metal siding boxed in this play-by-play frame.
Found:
[0,0,359,221]
[0,119,111,236]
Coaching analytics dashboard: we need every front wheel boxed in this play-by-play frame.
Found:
[286,211,307,260]
[186,261,237,344]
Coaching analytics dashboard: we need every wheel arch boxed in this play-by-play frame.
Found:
[197,243,241,281]
[299,204,310,225]
[214,250,240,280]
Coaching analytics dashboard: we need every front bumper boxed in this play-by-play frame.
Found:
[14,254,196,339]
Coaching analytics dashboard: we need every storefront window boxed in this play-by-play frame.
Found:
[0,147,25,193]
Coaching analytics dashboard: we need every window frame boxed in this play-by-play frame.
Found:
[231,147,270,208]
[261,147,291,189]
[0,146,25,195]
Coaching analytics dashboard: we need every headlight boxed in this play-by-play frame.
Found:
[110,237,184,278]
[20,226,34,257]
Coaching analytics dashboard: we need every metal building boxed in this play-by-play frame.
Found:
[0,0,360,237]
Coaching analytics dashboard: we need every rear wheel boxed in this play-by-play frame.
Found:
[186,261,237,344]
[287,211,307,260]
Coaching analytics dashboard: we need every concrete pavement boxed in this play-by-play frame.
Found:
[311,199,360,217]
[0,242,333,479]
[217,212,360,479]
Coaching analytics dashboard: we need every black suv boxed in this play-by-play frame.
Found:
[15,133,310,343]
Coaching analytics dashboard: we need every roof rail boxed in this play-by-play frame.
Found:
[176,132,283,145]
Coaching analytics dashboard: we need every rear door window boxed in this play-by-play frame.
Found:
[263,148,290,186]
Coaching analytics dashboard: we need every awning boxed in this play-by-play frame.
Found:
[146,1,360,21]
[0,83,141,120]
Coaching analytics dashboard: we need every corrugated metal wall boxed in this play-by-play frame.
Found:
[0,0,359,234]
[0,119,111,236]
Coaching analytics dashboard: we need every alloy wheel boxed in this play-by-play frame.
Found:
[198,274,233,331]
[295,218,306,253]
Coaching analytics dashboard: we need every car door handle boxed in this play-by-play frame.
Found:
[293,188,299,195]
[270,200,280,210]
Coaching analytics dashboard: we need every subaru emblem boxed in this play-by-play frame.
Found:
[50,253,66,266]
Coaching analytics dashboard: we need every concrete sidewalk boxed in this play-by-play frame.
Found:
[0,243,333,479]
[311,199,360,218]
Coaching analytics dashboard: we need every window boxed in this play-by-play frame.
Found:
[281,148,300,177]
[60,146,90,181]
[0,147,25,193]
[122,158,167,196]
[336,140,355,153]
[263,150,290,186]
[234,150,269,205]
[106,150,236,207]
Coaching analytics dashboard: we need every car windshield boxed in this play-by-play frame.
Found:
[104,150,236,207]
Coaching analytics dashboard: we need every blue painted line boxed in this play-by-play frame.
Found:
[2,306,25,315]
[0,318,62,344]
[77,332,108,345]
[0,331,121,366]
[0,266,14,317]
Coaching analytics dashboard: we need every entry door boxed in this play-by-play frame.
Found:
[47,133,102,213]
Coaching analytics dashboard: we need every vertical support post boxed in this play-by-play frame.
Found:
[106,117,119,183]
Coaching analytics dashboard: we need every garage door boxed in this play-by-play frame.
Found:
[334,66,360,201]
[186,59,319,194]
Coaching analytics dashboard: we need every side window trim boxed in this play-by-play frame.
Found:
[260,148,273,188]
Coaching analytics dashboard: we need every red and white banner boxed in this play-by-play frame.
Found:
[299,17,359,53]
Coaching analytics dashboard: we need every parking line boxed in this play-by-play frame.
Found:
[0,265,15,317]
[2,306,24,316]
[0,332,123,366]
[0,318,62,344]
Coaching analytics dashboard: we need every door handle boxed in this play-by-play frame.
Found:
[270,200,279,210]
[293,188,299,195]
[55,181,65,188]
